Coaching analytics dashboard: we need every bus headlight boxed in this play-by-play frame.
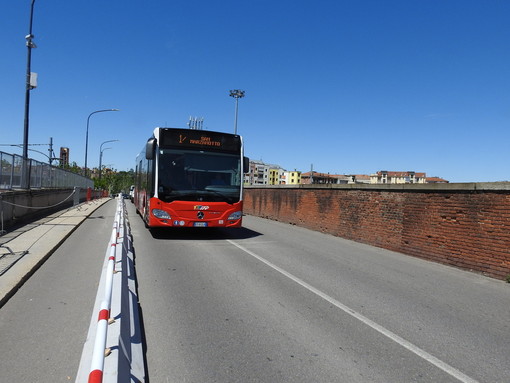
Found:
[152,209,171,219]
[227,211,242,220]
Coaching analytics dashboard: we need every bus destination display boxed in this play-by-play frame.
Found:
[160,129,241,152]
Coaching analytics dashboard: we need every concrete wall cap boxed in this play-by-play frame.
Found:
[245,182,510,192]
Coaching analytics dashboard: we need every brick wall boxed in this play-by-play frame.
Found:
[243,183,510,280]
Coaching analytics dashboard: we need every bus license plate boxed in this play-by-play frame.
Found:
[193,222,208,227]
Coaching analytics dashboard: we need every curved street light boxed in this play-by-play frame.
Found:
[99,139,119,180]
[84,109,119,177]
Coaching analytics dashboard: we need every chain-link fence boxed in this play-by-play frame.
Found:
[0,151,93,190]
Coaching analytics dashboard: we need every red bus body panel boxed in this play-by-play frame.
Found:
[144,197,243,228]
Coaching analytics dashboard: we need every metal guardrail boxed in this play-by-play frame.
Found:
[0,151,93,190]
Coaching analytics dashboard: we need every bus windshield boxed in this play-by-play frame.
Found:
[157,149,242,204]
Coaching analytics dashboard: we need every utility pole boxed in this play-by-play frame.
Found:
[48,137,54,165]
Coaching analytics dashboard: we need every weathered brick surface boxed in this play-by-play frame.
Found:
[244,185,510,280]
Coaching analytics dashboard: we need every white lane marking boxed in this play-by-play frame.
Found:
[227,240,479,383]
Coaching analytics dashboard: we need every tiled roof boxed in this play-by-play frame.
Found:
[426,177,449,183]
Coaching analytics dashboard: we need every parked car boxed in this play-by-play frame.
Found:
[129,185,135,202]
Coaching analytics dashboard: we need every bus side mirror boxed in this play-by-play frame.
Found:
[243,157,250,173]
[146,138,156,160]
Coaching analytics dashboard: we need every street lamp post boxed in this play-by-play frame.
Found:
[99,140,119,180]
[99,148,111,180]
[22,0,37,188]
[85,109,119,177]
[229,89,245,135]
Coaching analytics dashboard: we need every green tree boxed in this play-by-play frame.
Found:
[62,161,83,175]
[94,169,134,195]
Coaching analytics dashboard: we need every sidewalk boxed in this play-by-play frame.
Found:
[0,198,111,307]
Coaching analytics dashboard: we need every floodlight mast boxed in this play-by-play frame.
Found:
[229,89,245,135]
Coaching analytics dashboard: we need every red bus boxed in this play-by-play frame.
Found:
[134,127,249,228]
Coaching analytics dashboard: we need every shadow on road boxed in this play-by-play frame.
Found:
[148,226,262,241]
[86,215,107,220]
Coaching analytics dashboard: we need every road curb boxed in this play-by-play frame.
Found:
[0,198,111,308]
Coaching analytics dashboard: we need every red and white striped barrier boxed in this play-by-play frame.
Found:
[87,197,123,383]
[76,195,145,383]
[88,301,111,383]
[89,197,123,383]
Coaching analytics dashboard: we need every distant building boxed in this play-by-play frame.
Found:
[246,160,268,185]
[245,161,302,185]
[269,168,285,185]
[345,174,371,184]
[370,171,426,184]
[59,147,69,167]
[246,160,284,185]
[301,172,348,184]
[300,173,373,184]
[245,162,448,186]
[283,171,301,185]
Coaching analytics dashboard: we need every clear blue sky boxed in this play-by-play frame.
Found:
[1,0,509,182]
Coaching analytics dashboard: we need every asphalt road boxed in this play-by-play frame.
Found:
[1,199,509,382]
[0,199,117,382]
[127,202,510,383]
